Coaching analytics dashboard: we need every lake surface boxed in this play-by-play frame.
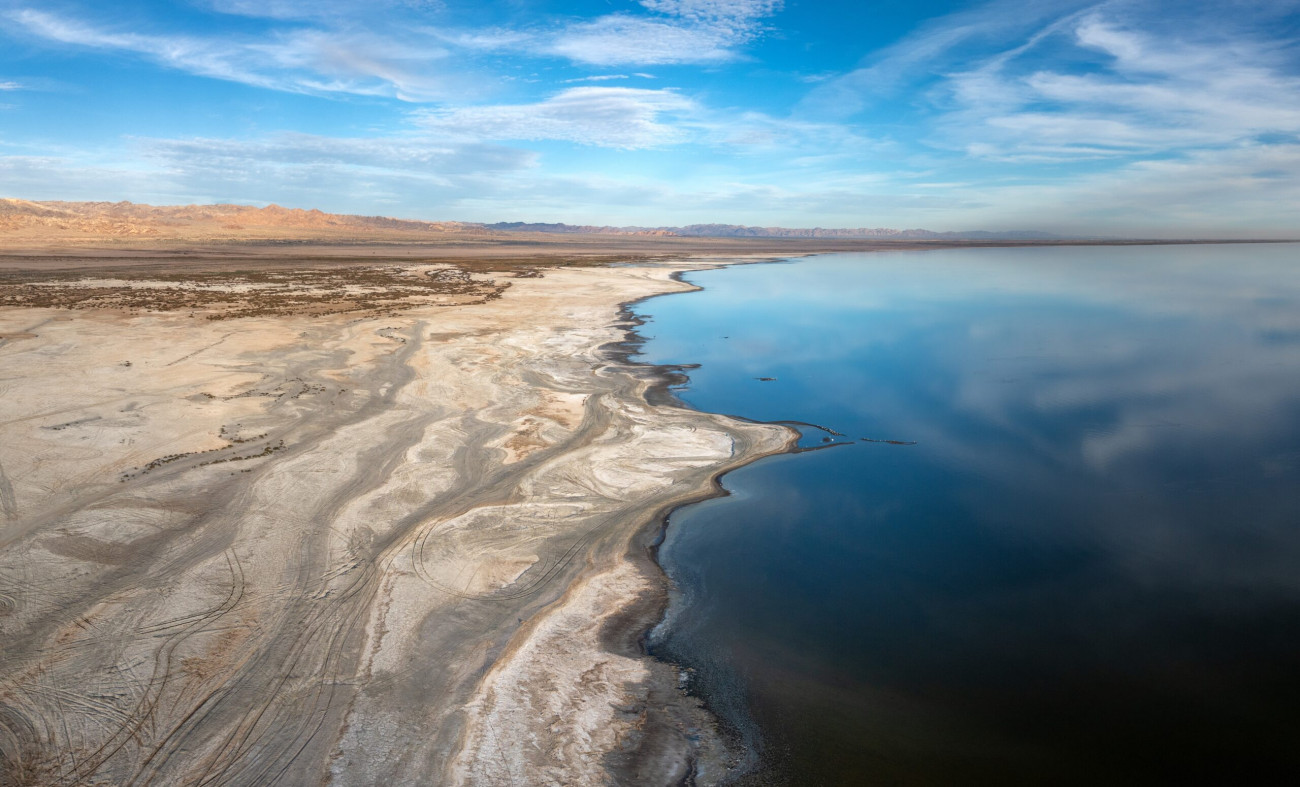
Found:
[634,245,1300,786]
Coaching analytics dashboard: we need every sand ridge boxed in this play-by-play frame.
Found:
[0,256,791,785]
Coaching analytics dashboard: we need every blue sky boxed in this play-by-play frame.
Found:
[1,0,1297,235]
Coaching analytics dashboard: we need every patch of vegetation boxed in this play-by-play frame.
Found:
[0,264,512,319]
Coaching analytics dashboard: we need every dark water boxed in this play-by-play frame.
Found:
[634,245,1300,786]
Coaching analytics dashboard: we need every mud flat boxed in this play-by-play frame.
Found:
[0,255,791,785]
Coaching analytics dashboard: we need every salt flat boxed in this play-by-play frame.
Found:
[0,253,790,785]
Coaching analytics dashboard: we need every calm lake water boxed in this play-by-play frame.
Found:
[634,245,1300,786]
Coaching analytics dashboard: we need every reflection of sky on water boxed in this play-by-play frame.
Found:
[636,244,1300,784]
[646,245,1300,587]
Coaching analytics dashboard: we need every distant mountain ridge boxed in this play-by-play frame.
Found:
[1,198,1058,241]
[0,198,476,237]
[484,221,1059,240]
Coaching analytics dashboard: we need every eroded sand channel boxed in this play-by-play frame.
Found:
[0,260,789,786]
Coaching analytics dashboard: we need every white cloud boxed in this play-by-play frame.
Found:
[397,1,780,67]
[548,16,740,65]
[200,0,444,22]
[0,128,538,213]
[800,0,1093,117]
[796,0,1300,233]
[637,0,781,20]
[134,133,537,209]
[0,81,20,90]
[924,141,1300,236]
[934,12,1300,162]
[5,8,453,100]
[414,87,697,149]
[0,155,160,201]
[547,0,781,65]
[143,133,534,174]
[421,26,532,52]
[560,74,631,84]
[4,0,776,98]
[696,111,878,159]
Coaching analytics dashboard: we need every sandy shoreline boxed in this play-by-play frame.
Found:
[0,254,792,785]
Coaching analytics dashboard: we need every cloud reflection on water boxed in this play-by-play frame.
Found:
[641,245,1300,783]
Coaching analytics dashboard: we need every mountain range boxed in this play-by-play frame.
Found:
[0,199,1059,242]
[485,221,1059,240]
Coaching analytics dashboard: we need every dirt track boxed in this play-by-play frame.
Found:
[0,257,791,785]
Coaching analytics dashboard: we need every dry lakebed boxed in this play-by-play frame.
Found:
[0,250,793,786]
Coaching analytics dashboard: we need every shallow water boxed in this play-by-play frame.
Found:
[635,245,1300,785]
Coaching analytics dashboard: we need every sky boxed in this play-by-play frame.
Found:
[1,0,1298,236]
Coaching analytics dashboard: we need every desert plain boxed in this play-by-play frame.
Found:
[0,224,807,787]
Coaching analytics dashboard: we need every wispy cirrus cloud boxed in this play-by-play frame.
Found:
[143,133,534,175]
[562,74,629,83]
[437,1,782,66]
[5,0,781,99]
[805,0,1300,161]
[414,87,697,149]
[800,0,1096,118]
[0,80,20,90]
[0,128,537,211]
[1020,143,1300,231]
[786,0,1300,235]
[407,84,871,155]
[0,137,679,220]
[545,0,782,65]
[4,7,455,100]
[901,140,1300,236]
[0,154,162,200]
[135,132,535,209]
[936,12,1300,162]
[198,0,445,22]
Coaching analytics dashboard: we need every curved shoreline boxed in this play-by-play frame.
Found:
[8,240,1297,785]
[598,258,804,783]
[441,258,795,785]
